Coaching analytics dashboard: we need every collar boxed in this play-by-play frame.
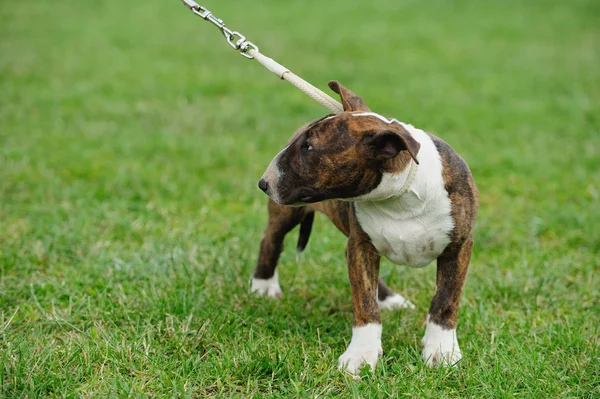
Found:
[349,111,404,126]
[323,111,419,200]
[395,159,418,198]
[351,112,419,199]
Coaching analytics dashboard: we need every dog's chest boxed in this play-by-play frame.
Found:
[354,126,454,268]
[355,193,453,267]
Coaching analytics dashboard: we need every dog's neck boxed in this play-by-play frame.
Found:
[347,158,417,202]
[342,112,420,202]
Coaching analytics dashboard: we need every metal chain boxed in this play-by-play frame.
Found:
[181,0,259,59]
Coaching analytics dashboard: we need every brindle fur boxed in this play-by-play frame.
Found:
[428,136,479,329]
[253,199,398,306]
[253,81,478,342]
[265,83,420,206]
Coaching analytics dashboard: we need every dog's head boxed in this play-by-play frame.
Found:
[258,81,421,206]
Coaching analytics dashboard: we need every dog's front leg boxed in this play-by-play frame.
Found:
[251,200,305,298]
[338,233,382,374]
[422,236,473,367]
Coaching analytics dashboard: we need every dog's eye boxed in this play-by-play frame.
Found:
[302,140,313,151]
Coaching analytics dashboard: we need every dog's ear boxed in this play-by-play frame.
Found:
[361,128,420,164]
[328,80,370,112]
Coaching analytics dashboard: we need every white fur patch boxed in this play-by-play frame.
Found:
[338,323,383,374]
[261,145,289,205]
[421,315,462,367]
[353,121,454,268]
[250,270,283,298]
[378,293,416,310]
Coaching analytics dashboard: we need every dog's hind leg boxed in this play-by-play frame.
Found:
[251,199,307,298]
[377,278,415,310]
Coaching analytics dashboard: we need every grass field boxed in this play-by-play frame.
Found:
[1,0,599,397]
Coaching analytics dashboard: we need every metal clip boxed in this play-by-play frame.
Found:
[226,32,246,50]
[240,42,258,59]
[191,6,211,19]
[206,13,224,28]
[181,0,199,10]
[182,0,259,59]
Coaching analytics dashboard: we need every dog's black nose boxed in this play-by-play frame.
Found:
[258,178,269,193]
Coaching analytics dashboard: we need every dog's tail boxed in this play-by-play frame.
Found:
[296,211,315,255]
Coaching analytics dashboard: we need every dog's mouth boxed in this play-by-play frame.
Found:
[288,189,333,206]
[293,189,322,204]
[277,190,321,207]
[273,186,340,207]
[285,197,314,207]
[284,196,316,208]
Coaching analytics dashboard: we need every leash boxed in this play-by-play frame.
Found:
[181,0,344,114]
[180,1,418,193]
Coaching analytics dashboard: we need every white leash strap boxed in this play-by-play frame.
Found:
[250,50,343,113]
[181,0,344,114]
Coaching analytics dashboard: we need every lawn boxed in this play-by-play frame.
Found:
[1,0,598,397]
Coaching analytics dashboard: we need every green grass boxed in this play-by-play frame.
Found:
[1,0,599,397]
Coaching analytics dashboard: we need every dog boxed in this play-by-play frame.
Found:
[251,81,478,374]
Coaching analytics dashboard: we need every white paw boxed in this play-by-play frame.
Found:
[378,293,416,310]
[250,271,283,298]
[421,315,462,367]
[338,324,383,374]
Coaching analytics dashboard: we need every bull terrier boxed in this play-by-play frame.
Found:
[251,81,479,374]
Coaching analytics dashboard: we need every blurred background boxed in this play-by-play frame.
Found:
[1,0,598,396]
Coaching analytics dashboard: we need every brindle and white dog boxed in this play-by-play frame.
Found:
[252,81,478,374]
